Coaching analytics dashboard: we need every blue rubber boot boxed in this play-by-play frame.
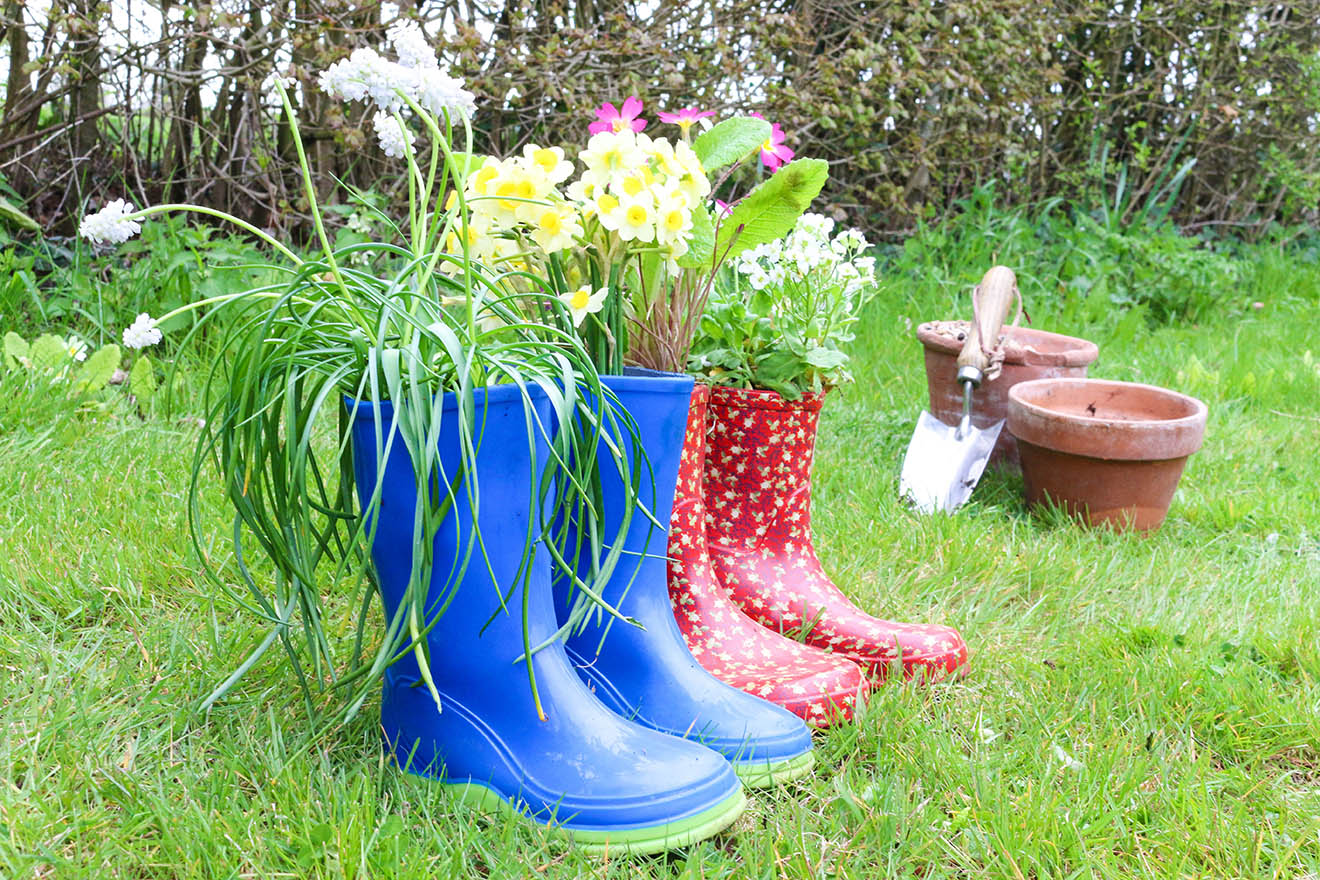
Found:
[348,383,745,854]
[554,370,815,787]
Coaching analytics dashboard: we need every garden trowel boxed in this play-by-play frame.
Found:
[900,266,1018,513]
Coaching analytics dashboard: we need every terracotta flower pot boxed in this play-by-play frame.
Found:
[917,322,1099,470]
[1006,378,1208,532]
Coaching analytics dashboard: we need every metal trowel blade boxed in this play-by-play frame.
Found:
[899,411,1005,513]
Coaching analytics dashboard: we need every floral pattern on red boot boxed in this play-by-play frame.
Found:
[667,384,869,726]
[703,385,969,681]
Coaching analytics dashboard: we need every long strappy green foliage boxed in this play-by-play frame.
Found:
[138,88,652,726]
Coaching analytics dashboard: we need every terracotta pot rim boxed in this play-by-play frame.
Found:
[707,383,826,413]
[917,321,1099,368]
[1007,378,1207,461]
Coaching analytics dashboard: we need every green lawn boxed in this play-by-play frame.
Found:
[1,230,1318,878]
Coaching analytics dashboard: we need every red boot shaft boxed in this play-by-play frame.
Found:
[703,386,969,680]
[667,384,868,726]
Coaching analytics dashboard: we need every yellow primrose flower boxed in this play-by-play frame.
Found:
[580,130,642,175]
[440,217,499,273]
[559,284,608,327]
[530,203,583,253]
[617,173,649,198]
[654,193,692,246]
[673,141,712,201]
[522,144,574,184]
[469,157,504,197]
[616,192,656,243]
[594,192,625,232]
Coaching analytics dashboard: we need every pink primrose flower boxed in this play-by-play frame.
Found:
[759,122,795,172]
[657,106,716,135]
[588,96,648,135]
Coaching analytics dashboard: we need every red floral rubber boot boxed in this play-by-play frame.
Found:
[668,384,869,726]
[703,386,969,681]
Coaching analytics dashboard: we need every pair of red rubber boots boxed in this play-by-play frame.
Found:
[667,384,969,726]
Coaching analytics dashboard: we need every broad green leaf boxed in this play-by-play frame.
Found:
[77,344,121,392]
[677,203,715,269]
[129,354,156,405]
[804,346,849,369]
[692,117,771,173]
[715,158,829,260]
[0,194,38,232]
[29,333,66,371]
[3,331,28,369]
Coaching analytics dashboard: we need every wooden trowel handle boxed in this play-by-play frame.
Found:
[956,266,1018,375]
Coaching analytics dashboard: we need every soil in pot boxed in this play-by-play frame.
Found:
[1006,378,1208,532]
[917,322,1099,470]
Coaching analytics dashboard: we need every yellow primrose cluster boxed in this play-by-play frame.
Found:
[450,144,582,266]
[567,129,710,265]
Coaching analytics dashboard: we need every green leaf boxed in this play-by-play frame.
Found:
[449,152,486,177]
[677,203,715,269]
[77,344,121,392]
[129,354,156,405]
[692,117,772,173]
[638,250,665,303]
[29,334,66,371]
[715,158,829,260]
[804,346,849,369]
[3,331,28,369]
[0,194,38,232]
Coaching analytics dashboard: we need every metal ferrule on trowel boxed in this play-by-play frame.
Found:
[955,364,984,441]
[900,266,1018,513]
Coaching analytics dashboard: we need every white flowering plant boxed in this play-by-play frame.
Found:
[74,22,669,723]
[689,213,878,397]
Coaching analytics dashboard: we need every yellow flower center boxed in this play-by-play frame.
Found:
[626,205,648,226]
[597,194,619,213]
[496,181,519,211]
[571,287,592,309]
[474,165,499,195]
[539,210,563,234]
[762,138,774,152]
[611,118,629,133]
[621,176,645,197]
[516,180,535,199]
[664,209,685,232]
[532,148,559,173]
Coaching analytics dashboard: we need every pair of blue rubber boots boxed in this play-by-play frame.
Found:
[348,371,813,854]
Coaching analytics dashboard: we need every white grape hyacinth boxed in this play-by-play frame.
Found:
[318,44,474,120]
[123,313,163,350]
[387,20,438,70]
[79,199,142,245]
[372,111,416,159]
